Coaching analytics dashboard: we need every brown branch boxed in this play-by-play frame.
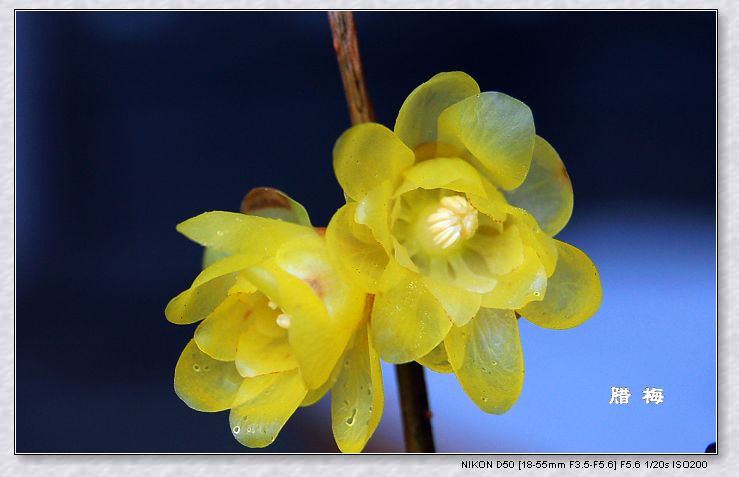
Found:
[395,362,437,452]
[328,11,436,453]
[328,11,375,125]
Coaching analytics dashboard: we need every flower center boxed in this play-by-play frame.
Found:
[424,195,479,250]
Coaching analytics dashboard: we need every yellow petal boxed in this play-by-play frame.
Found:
[394,71,480,150]
[301,357,343,407]
[520,240,602,329]
[244,259,359,390]
[417,342,453,374]
[332,324,384,453]
[445,308,524,414]
[174,339,243,412]
[371,261,452,363]
[481,246,547,309]
[333,123,415,201]
[194,294,253,361]
[177,211,316,257]
[326,203,389,294]
[504,136,573,236]
[422,276,482,327]
[235,327,298,378]
[356,180,394,253]
[506,206,558,276]
[466,223,525,277]
[229,369,307,448]
[394,157,487,198]
[438,92,535,190]
[165,273,236,325]
[240,187,312,226]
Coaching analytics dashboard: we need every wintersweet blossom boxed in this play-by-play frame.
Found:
[166,188,383,452]
[326,72,602,413]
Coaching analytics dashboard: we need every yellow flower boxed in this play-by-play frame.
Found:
[327,72,602,414]
[166,188,383,452]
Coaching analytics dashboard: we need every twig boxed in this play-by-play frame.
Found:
[327,11,436,453]
[328,11,375,125]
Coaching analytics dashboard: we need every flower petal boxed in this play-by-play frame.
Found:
[240,187,312,226]
[371,261,452,363]
[333,123,415,201]
[504,136,573,236]
[177,211,316,256]
[394,157,487,198]
[506,206,558,276]
[244,258,361,390]
[165,273,237,325]
[174,339,243,412]
[394,71,480,150]
[235,327,298,378]
[194,294,253,361]
[301,358,342,407]
[326,203,389,294]
[520,240,602,329]
[481,246,547,310]
[417,342,453,374]
[331,324,384,453]
[422,276,482,327]
[445,308,524,414]
[356,181,394,253]
[438,92,535,190]
[229,369,307,448]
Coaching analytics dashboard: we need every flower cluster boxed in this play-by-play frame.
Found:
[167,72,602,451]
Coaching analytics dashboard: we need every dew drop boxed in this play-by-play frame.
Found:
[346,408,357,426]
[232,426,241,434]
[216,230,224,237]
[203,365,210,372]
[481,397,488,402]
[192,364,200,372]
[344,360,350,368]
[491,361,498,366]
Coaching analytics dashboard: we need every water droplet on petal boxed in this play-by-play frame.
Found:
[192,364,200,372]
[232,426,241,434]
[216,230,224,237]
[346,408,357,426]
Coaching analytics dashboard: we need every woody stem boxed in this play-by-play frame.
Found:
[328,11,436,453]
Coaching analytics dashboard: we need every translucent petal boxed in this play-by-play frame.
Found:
[301,357,342,407]
[202,247,229,268]
[194,294,253,361]
[520,240,602,329]
[438,92,535,190]
[506,206,558,276]
[276,234,366,331]
[422,276,482,327]
[466,223,525,277]
[394,71,480,150]
[229,369,307,448]
[356,181,394,253]
[235,326,298,378]
[326,203,389,294]
[165,273,236,325]
[394,157,487,198]
[504,136,573,236]
[445,308,524,414]
[333,123,415,201]
[177,211,316,257]
[481,246,547,309]
[417,342,453,374]
[244,260,359,390]
[240,187,312,226]
[371,261,452,363]
[331,324,384,453]
[174,339,243,412]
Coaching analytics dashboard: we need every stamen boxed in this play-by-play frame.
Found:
[425,195,478,250]
[275,313,292,329]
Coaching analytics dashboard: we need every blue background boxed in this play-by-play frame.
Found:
[15,11,716,452]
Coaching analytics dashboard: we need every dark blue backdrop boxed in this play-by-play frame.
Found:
[16,11,716,453]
